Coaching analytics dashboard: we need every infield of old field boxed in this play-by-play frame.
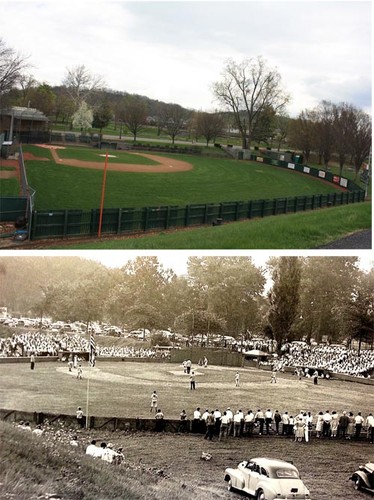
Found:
[1,360,372,499]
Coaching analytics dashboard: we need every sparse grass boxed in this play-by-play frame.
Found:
[50,202,371,249]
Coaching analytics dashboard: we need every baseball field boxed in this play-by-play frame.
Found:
[1,359,372,499]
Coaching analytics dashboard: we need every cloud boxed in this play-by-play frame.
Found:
[0,0,371,115]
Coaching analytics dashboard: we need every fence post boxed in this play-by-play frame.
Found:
[144,207,150,232]
[284,197,288,214]
[235,201,241,221]
[261,199,266,217]
[117,209,122,234]
[273,198,277,215]
[294,196,298,212]
[31,210,37,240]
[203,204,209,224]
[247,200,253,219]
[63,210,69,238]
[184,205,190,227]
[165,206,171,229]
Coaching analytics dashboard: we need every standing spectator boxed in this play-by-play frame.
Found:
[233,410,242,437]
[76,406,84,428]
[346,412,355,440]
[265,409,273,434]
[313,372,318,385]
[214,408,222,434]
[203,356,208,367]
[315,411,324,438]
[179,409,188,433]
[204,411,215,440]
[281,411,290,435]
[73,354,78,369]
[68,358,73,372]
[192,407,201,433]
[235,371,240,387]
[186,359,192,374]
[330,411,339,438]
[226,407,234,436]
[270,370,277,383]
[154,409,164,432]
[190,371,196,390]
[274,410,281,435]
[294,417,305,442]
[255,409,265,435]
[305,412,313,442]
[354,412,364,440]
[288,415,295,436]
[77,364,83,380]
[338,411,349,439]
[322,410,332,437]
[244,410,255,436]
[30,353,35,370]
[219,411,230,441]
[150,391,158,413]
[365,413,374,444]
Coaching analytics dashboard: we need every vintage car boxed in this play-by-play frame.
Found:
[350,462,374,494]
[224,457,311,499]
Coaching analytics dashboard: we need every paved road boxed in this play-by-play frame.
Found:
[315,229,372,249]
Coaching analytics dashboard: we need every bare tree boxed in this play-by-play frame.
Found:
[0,38,30,96]
[122,95,147,141]
[350,109,371,181]
[333,102,356,177]
[212,56,290,149]
[62,64,105,109]
[288,109,318,163]
[164,104,186,144]
[315,100,335,167]
[195,111,225,146]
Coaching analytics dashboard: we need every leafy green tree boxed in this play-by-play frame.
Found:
[296,257,361,344]
[346,269,374,350]
[105,257,174,330]
[174,309,226,343]
[186,256,266,339]
[92,101,112,133]
[267,257,302,352]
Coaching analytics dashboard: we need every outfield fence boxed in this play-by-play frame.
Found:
[29,188,365,240]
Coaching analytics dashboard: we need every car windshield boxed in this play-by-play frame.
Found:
[275,469,299,479]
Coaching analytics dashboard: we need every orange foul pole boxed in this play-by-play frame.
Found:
[98,151,109,238]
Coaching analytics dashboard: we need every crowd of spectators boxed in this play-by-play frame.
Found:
[184,406,374,443]
[272,344,374,377]
[1,327,373,378]
[0,332,157,359]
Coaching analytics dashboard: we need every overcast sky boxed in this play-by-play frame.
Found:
[0,0,371,116]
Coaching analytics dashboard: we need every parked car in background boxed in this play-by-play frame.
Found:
[224,457,310,499]
[350,463,374,494]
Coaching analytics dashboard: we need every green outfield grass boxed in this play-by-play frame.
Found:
[52,202,371,249]
[17,145,343,210]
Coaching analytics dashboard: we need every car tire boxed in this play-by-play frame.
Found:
[256,489,266,500]
[227,479,233,491]
[353,476,362,490]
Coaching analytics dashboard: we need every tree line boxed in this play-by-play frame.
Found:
[0,256,372,351]
[0,38,371,167]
